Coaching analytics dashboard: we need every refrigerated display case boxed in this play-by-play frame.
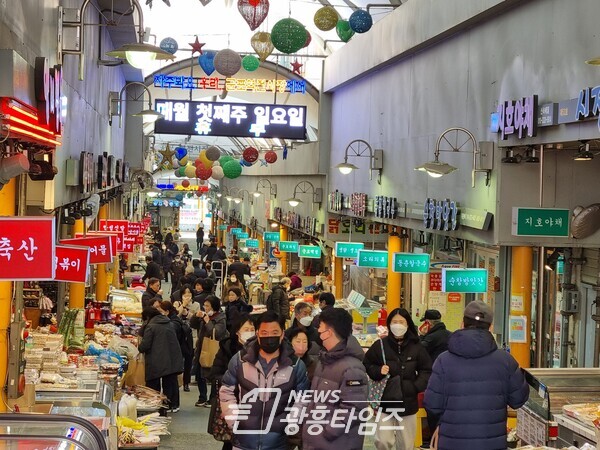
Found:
[517,368,600,448]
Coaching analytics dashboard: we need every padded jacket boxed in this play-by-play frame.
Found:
[138,314,183,381]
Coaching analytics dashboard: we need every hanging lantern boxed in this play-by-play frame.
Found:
[184,164,197,178]
[211,165,225,180]
[174,169,181,178]
[175,194,184,201]
[243,146,259,163]
[159,37,179,55]
[242,55,260,72]
[199,150,213,168]
[336,19,354,42]
[206,145,221,161]
[198,51,216,76]
[175,146,187,160]
[251,32,275,61]
[240,159,252,167]
[314,6,338,31]
[199,179,207,185]
[303,30,312,48]
[349,9,372,33]
[179,156,189,166]
[219,155,235,167]
[182,179,190,188]
[265,150,278,164]
[196,165,213,180]
[172,159,180,169]
[200,185,210,193]
[197,186,203,194]
[223,159,243,179]
[177,166,187,177]
[194,158,203,167]
[214,49,242,77]
[238,0,269,31]
[271,18,308,54]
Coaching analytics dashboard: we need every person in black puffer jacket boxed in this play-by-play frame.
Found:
[364,308,432,450]
[424,301,529,450]
[419,309,452,363]
[266,279,291,320]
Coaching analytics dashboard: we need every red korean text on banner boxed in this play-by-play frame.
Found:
[127,222,142,237]
[0,217,55,280]
[54,245,90,283]
[135,236,144,245]
[99,219,129,235]
[60,236,112,264]
[75,232,120,256]
[122,237,136,253]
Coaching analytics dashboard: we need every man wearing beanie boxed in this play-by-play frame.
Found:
[423,301,529,450]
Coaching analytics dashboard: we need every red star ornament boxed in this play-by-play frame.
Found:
[189,36,205,55]
[291,59,303,75]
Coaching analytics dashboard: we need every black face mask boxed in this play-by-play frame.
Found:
[258,336,281,354]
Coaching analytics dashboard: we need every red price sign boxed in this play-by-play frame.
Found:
[75,232,120,256]
[122,237,136,253]
[429,272,442,292]
[60,236,112,264]
[135,236,144,245]
[0,217,55,280]
[99,219,129,235]
[127,222,142,237]
[54,245,90,283]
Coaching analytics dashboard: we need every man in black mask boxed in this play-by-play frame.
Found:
[220,311,309,450]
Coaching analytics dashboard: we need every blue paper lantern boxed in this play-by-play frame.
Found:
[159,37,179,54]
[175,194,184,201]
[240,159,252,167]
[198,51,216,76]
[175,146,188,160]
[349,10,373,33]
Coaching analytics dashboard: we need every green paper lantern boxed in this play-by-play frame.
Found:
[177,166,186,177]
[271,18,308,55]
[336,19,355,43]
[242,54,260,72]
[314,6,338,31]
[219,155,235,167]
[223,159,243,179]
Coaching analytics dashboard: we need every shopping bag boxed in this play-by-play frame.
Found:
[123,354,145,387]
[208,383,232,442]
[367,339,390,410]
[200,330,220,368]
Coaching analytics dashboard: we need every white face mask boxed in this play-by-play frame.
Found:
[239,331,254,344]
[207,310,214,317]
[299,316,313,327]
[230,277,237,283]
[390,323,408,338]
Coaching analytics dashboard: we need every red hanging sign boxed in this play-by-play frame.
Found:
[135,236,144,245]
[75,232,121,255]
[99,219,129,235]
[54,245,90,283]
[60,236,112,264]
[0,217,55,280]
[122,237,136,253]
[127,222,142,237]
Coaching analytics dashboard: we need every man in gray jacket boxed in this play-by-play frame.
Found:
[300,307,368,450]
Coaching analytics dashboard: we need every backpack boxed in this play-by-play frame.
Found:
[181,319,194,356]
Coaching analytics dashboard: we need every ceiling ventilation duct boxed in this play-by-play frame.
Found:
[571,204,600,239]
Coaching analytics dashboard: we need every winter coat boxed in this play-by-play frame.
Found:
[190,311,228,377]
[289,274,302,290]
[194,267,207,279]
[424,328,529,450]
[138,314,184,380]
[420,322,452,363]
[363,334,432,415]
[223,280,247,298]
[224,299,253,332]
[267,284,290,320]
[141,287,161,309]
[220,339,309,450]
[170,260,186,281]
[151,248,162,265]
[142,261,162,282]
[209,336,244,382]
[206,245,218,262]
[301,336,368,450]
[214,249,227,261]
[227,261,250,280]
[167,311,192,357]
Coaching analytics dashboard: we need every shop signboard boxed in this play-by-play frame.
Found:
[264,232,280,242]
[245,239,259,248]
[512,208,570,237]
[127,222,142,237]
[237,232,249,239]
[0,217,55,280]
[335,242,364,258]
[392,253,430,274]
[230,228,243,235]
[356,250,388,269]
[122,237,135,253]
[60,236,113,264]
[219,224,228,231]
[298,245,321,259]
[99,220,129,235]
[441,268,488,293]
[76,232,119,256]
[54,245,90,283]
[279,241,299,253]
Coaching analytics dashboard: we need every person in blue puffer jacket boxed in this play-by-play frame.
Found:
[424,301,529,450]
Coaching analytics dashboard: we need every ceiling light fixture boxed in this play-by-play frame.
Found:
[524,146,540,163]
[501,148,521,164]
[336,140,383,183]
[573,141,594,161]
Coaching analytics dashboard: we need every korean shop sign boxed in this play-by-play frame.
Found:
[263,232,280,242]
[490,95,538,139]
[237,232,249,239]
[298,245,321,259]
[60,236,113,264]
[424,198,459,231]
[335,242,364,258]
[122,237,135,253]
[0,217,55,280]
[392,253,430,274]
[219,224,228,230]
[54,245,90,283]
[76,232,119,256]
[230,228,243,235]
[245,239,259,248]
[154,99,307,140]
[442,268,487,293]
[279,241,299,253]
[153,74,306,95]
[356,250,388,269]
[99,220,129,235]
[511,208,570,237]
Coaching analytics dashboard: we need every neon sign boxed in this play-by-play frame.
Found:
[153,74,306,95]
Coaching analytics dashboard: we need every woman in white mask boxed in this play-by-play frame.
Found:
[363,308,432,450]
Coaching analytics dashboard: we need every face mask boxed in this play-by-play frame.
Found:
[390,323,408,338]
[230,277,237,283]
[312,307,321,316]
[239,331,254,344]
[258,336,281,354]
[207,310,214,317]
[293,343,308,356]
[162,246,166,250]
[299,316,313,327]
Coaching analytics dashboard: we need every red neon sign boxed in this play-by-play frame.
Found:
[0,98,61,147]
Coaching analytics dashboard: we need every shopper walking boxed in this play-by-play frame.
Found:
[206,241,218,262]
[169,255,186,292]
[224,287,253,332]
[266,278,291,320]
[159,300,193,396]
[142,256,162,282]
[284,302,319,347]
[301,307,368,450]
[196,224,205,252]
[193,259,208,279]
[363,308,432,450]
[424,301,529,450]
[220,311,309,450]
[138,307,184,412]
[223,274,246,299]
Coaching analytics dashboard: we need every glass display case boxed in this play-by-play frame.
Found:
[518,368,600,448]
[109,289,142,316]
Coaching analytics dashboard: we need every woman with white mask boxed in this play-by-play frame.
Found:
[363,308,432,450]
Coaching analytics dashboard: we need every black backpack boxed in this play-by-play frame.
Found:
[181,319,194,356]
